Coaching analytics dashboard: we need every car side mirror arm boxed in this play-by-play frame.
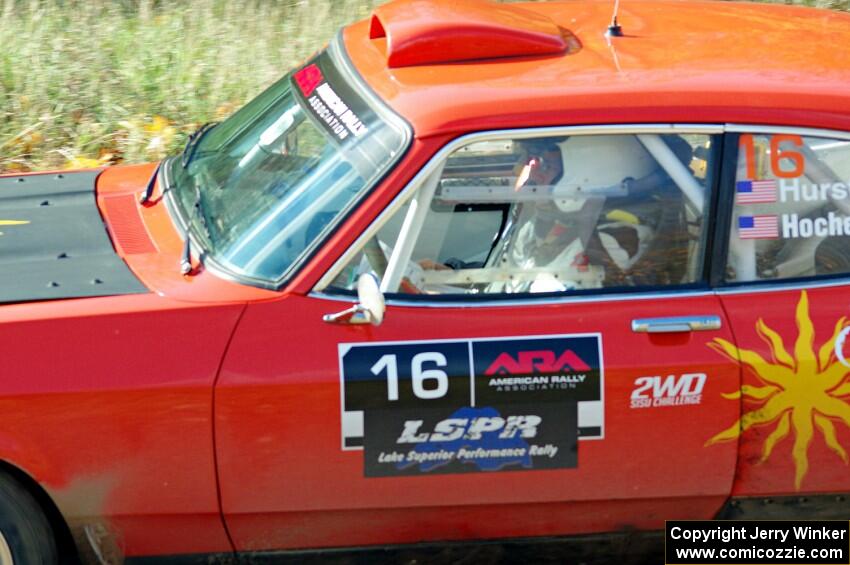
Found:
[322,273,385,326]
[322,303,373,325]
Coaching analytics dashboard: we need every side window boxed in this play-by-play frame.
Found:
[726,133,850,282]
[329,132,717,297]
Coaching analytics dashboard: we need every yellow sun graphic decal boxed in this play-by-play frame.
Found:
[706,291,850,489]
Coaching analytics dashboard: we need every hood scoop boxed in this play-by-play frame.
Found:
[0,171,147,304]
[369,0,573,68]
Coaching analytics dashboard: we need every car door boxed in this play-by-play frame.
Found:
[215,126,741,552]
[713,126,850,509]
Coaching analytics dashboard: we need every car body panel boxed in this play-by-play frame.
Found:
[368,0,573,68]
[2,0,850,560]
[0,294,242,556]
[0,164,263,557]
[96,164,279,304]
[718,285,850,497]
[215,291,739,550]
[343,1,850,137]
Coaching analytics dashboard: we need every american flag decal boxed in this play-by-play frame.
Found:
[738,215,779,239]
[736,179,777,204]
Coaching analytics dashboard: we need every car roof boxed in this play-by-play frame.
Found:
[342,0,850,137]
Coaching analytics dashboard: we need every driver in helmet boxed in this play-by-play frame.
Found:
[488,134,693,292]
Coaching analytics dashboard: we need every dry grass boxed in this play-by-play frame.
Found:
[0,0,380,172]
[1,0,848,173]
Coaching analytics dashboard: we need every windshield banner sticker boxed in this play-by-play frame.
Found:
[292,54,371,144]
[338,334,602,477]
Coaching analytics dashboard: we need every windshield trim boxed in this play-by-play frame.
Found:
[163,32,413,291]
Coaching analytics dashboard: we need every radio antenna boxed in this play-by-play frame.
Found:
[606,0,623,37]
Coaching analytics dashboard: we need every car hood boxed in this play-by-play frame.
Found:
[0,170,148,303]
[91,163,281,304]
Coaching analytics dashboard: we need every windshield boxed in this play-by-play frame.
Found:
[168,46,410,285]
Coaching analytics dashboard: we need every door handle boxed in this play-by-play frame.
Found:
[631,315,722,333]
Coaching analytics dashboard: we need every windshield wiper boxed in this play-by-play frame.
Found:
[139,160,163,204]
[181,122,217,169]
[180,185,212,275]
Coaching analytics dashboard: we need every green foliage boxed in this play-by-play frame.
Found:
[0,0,379,171]
[0,0,848,172]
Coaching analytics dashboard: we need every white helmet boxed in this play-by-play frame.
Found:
[552,135,657,212]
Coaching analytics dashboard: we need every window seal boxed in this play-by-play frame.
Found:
[709,132,740,287]
[312,285,715,308]
[717,272,850,295]
[725,124,850,141]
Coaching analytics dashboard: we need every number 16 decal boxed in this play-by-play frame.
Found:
[340,340,471,449]
[370,352,450,401]
[740,133,805,179]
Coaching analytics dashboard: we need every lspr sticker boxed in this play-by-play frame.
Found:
[364,404,576,477]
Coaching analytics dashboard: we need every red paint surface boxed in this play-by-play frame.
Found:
[0,163,273,556]
[344,1,850,136]
[719,288,850,497]
[0,302,242,555]
[1,0,849,557]
[216,293,739,550]
[228,496,721,550]
[369,0,569,67]
[97,165,278,304]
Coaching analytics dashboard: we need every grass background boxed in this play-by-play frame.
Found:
[1,0,848,173]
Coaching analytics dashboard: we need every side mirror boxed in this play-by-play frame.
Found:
[356,272,385,325]
[322,273,386,326]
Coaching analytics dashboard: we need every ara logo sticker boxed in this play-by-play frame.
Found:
[338,334,603,477]
[311,83,368,139]
[484,350,591,375]
[630,373,706,409]
[473,337,601,402]
[706,291,850,490]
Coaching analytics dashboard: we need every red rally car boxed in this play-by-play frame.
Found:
[3,0,850,562]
